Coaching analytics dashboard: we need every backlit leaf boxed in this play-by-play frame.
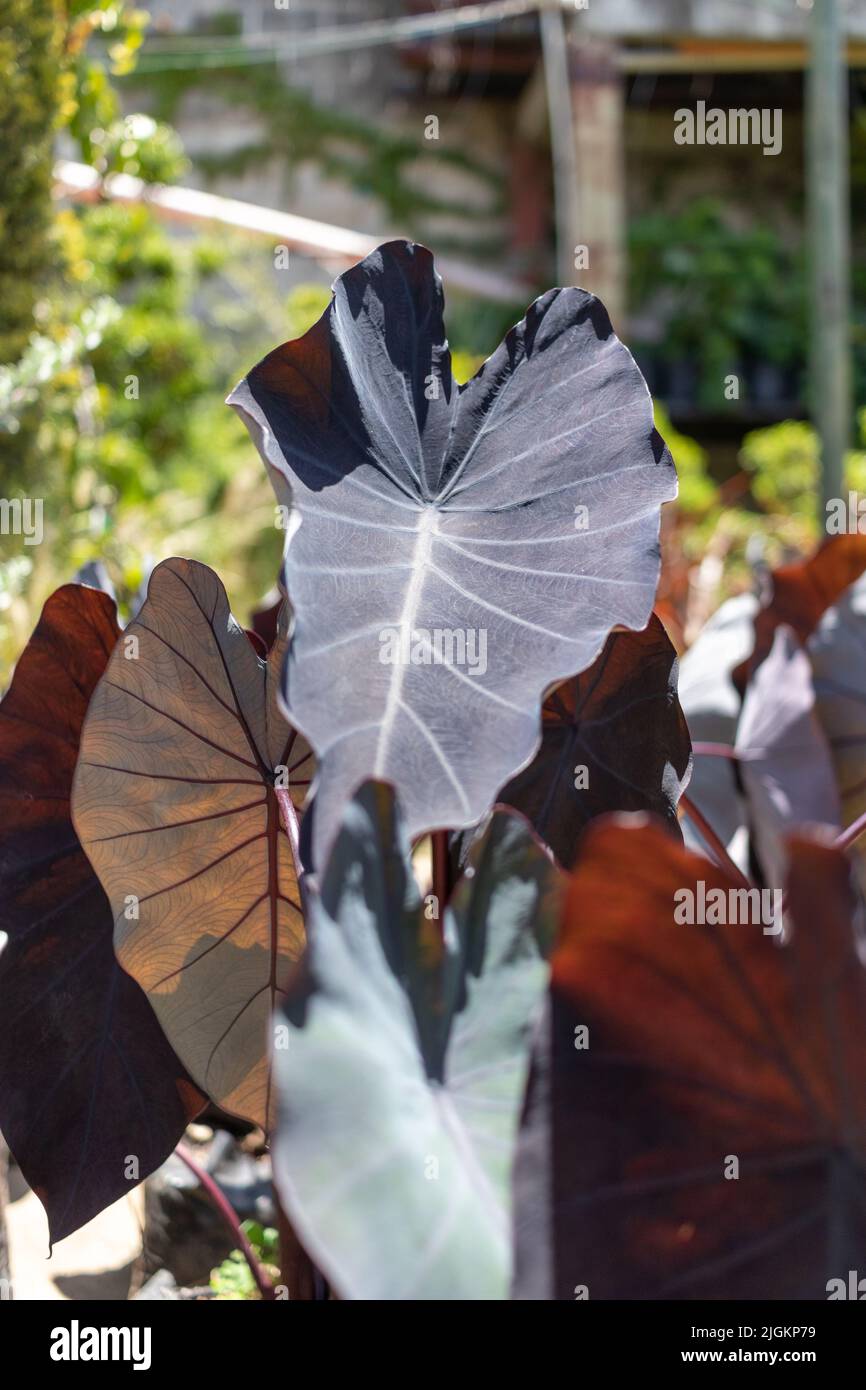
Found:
[736,534,866,689]
[229,240,676,865]
[72,559,313,1131]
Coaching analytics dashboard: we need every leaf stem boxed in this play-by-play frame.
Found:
[692,741,766,762]
[691,741,738,759]
[680,794,753,891]
[431,829,455,914]
[835,810,866,852]
[274,784,301,865]
[175,1142,276,1300]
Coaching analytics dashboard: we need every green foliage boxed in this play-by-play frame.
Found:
[654,404,718,515]
[630,198,806,407]
[0,1,63,365]
[740,419,819,519]
[0,298,120,435]
[0,200,283,675]
[84,112,188,182]
[285,283,331,341]
[209,1221,279,1301]
[740,414,866,522]
[452,349,486,385]
[63,2,150,148]
[0,2,175,482]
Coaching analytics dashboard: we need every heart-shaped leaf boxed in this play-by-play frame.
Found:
[272,780,561,1300]
[458,614,691,870]
[229,239,677,865]
[72,559,313,1131]
[0,585,203,1243]
[513,817,866,1300]
[736,624,840,890]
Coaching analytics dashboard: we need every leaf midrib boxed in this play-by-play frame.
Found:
[374,505,440,777]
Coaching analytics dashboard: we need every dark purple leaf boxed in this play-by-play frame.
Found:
[0,586,204,1243]
[512,818,866,1300]
[458,614,691,869]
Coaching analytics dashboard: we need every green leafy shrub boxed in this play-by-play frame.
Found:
[741,414,866,523]
[210,1222,280,1301]
[630,198,806,407]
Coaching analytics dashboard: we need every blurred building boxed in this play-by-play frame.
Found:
[130,1,866,430]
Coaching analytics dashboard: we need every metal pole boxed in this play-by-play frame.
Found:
[540,3,578,288]
[807,0,851,513]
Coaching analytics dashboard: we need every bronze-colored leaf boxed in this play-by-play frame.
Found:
[72,559,313,1130]
[0,585,203,1242]
[513,817,866,1299]
[736,534,866,690]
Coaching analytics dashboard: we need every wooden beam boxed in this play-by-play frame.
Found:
[540,4,579,289]
[620,40,866,73]
[567,35,626,329]
[52,161,529,305]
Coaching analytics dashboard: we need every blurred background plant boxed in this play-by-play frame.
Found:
[209,1221,279,1302]
[0,3,285,670]
[0,2,506,675]
[629,199,808,411]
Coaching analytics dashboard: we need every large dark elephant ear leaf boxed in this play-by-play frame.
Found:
[72,559,313,1132]
[272,780,561,1301]
[0,586,204,1244]
[513,818,866,1300]
[229,239,677,866]
[457,613,691,869]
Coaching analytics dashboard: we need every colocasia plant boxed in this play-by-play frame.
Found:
[1,241,865,1300]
